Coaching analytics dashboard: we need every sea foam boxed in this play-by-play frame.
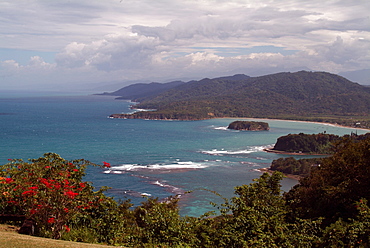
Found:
[104,161,212,173]
[200,145,269,156]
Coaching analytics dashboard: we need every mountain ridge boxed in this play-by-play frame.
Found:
[106,71,370,128]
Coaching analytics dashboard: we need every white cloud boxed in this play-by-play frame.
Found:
[0,0,369,91]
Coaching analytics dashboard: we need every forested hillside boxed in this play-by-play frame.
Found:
[109,71,370,127]
[270,132,370,154]
[100,80,186,100]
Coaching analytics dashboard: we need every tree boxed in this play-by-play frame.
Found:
[0,153,111,239]
[285,136,370,222]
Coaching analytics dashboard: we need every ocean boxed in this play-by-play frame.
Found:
[0,93,367,216]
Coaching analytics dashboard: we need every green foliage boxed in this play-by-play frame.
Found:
[2,139,370,247]
[110,71,370,127]
[270,157,323,177]
[227,121,269,131]
[0,153,103,239]
[320,199,370,247]
[133,196,188,246]
[273,133,340,154]
[285,136,370,222]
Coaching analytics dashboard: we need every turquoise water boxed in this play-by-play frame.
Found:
[0,94,367,216]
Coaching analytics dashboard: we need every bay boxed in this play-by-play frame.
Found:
[0,94,367,216]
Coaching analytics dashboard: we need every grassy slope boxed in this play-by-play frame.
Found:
[0,224,118,248]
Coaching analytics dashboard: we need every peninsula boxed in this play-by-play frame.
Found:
[105,71,370,129]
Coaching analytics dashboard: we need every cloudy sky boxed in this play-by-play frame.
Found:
[1,0,369,92]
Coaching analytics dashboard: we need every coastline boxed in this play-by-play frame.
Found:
[263,148,329,156]
[109,112,370,131]
[216,117,370,131]
[257,167,302,181]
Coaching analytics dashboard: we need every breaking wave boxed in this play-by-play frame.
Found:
[103,160,217,173]
[200,145,271,156]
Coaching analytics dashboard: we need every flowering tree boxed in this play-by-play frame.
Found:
[0,153,111,239]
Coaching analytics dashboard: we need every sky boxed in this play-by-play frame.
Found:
[1,0,369,92]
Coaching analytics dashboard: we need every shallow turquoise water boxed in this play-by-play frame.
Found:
[0,94,367,216]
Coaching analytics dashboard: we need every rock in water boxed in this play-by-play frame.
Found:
[227,121,269,131]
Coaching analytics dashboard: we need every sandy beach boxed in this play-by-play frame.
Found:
[218,117,370,131]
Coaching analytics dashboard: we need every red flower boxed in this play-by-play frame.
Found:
[64,207,69,213]
[73,169,78,172]
[64,190,78,199]
[47,217,55,224]
[22,190,37,196]
[64,225,70,232]
[30,209,37,215]
[45,166,51,169]
[29,186,38,190]
[5,178,13,184]
[40,178,52,189]
[103,161,111,168]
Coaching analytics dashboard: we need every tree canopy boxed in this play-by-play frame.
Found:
[1,136,370,246]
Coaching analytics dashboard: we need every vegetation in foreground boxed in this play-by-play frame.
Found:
[1,136,370,247]
[0,224,115,248]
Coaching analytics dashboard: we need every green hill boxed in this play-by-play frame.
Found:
[109,71,370,127]
[100,80,186,101]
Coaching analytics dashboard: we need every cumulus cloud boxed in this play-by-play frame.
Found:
[0,0,369,91]
[55,34,162,71]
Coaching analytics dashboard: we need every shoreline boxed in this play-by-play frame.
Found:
[216,117,370,131]
[257,167,302,181]
[263,148,329,156]
[109,113,370,131]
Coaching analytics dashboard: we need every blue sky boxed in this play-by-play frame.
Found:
[0,0,369,91]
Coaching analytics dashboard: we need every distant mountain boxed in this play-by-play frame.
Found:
[101,81,186,101]
[109,71,370,127]
[339,69,370,85]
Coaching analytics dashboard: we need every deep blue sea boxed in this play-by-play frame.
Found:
[1,93,368,216]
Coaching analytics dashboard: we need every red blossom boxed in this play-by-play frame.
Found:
[40,178,52,189]
[5,178,13,184]
[30,209,37,215]
[64,190,78,199]
[103,161,111,168]
[22,190,37,196]
[47,217,55,224]
[64,207,69,213]
[45,166,51,169]
[64,225,71,232]
[29,186,38,190]
[73,169,78,172]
